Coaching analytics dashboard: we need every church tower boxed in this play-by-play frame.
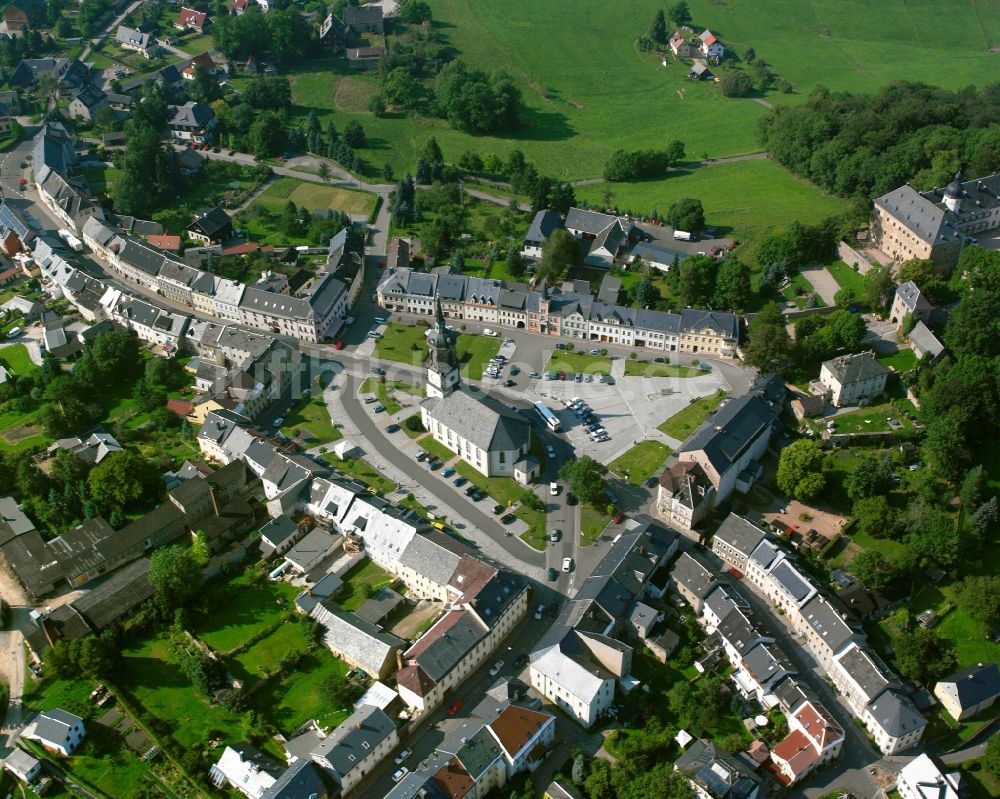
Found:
[943,172,963,214]
[425,296,461,398]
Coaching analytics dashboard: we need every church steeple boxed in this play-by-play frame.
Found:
[425,295,461,398]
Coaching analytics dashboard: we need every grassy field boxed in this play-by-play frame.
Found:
[623,360,700,378]
[0,343,37,375]
[417,433,456,464]
[256,177,377,216]
[544,350,612,375]
[878,349,918,373]
[374,324,500,376]
[280,392,343,445]
[193,572,299,653]
[457,335,502,378]
[230,622,310,683]
[359,377,410,414]
[338,559,396,611]
[580,503,609,546]
[249,648,352,733]
[657,390,726,441]
[334,456,397,494]
[608,441,672,486]
[826,260,868,296]
[575,159,848,240]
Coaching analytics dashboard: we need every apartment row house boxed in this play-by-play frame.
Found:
[709,514,927,754]
[82,217,353,343]
[32,123,104,235]
[387,700,556,799]
[0,459,251,603]
[377,266,739,356]
[529,519,679,727]
[197,411,531,716]
[658,374,786,526]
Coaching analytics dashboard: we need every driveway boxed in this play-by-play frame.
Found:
[801,266,841,306]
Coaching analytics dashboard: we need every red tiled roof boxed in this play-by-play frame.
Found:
[449,555,496,601]
[147,234,181,251]
[395,664,435,697]
[166,399,194,416]
[175,7,207,29]
[221,242,273,256]
[794,700,844,751]
[432,758,474,799]
[487,705,551,760]
[771,729,819,780]
[404,609,465,659]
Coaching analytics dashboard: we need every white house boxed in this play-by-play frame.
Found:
[486,705,556,774]
[208,745,280,799]
[22,709,85,756]
[529,638,618,728]
[896,753,961,799]
[698,29,724,60]
[818,352,890,408]
[3,749,42,783]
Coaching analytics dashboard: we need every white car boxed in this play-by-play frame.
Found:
[392,767,409,783]
[546,444,556,458]
[534,604,545,620]
[394,748,412,765]
[489,659,504,676]
[562,557,573,572]
[483,328,498,337]
[272,417,284,427]
[549,482,559,496]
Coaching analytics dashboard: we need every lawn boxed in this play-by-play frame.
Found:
[280,392,343,445]
[450,458,545,547]
[0,343,37,375]
[580,503,608,547]
[248,648,352,734]
[574,159,848,241]
[878,349,918,373]
[337,559,396,611]
[782,271,822,309]
[826,260,868,297]
[230,621,311,684]
[608,441,672,487]
[416,433,456,464]
[623,360,700,378]
[826,400,919,435]
[401,412,425,439]
[192,572,299,653]
[255,177,377,216]
[657,390,726,441]
[456,334,501,378]
[334,456,397,494]
[544,350,612,375]
[174,33,214,55]
[374,324,500,376]
[359,376,410,414]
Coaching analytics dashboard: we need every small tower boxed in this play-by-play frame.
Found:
[425,296,460,398]
[943,172,963,214]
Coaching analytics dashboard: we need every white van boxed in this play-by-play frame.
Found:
[6,326,21,339]
[673,230,693,241]
[373,316,387,324]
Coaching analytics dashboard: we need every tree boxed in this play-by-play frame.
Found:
[649,9,667,43]
[344,121,366,148]
[844,453,894,500]
[863,263,895,310]
[743,301,792,371]
[827,309,867,350]
[896,258,948,304]
[559,456,609,506]
[88,450,159,512]
[317,161,331,184]
[190,531,211,567]
[435,60,522,134]
[506,249,525,278]
[678,255,718,307]
[850,550,898,592]
[776,439,827,501]
[960,465,988,510]
[666,198,705,233]
[604,147,682,181]
[720,70,753,98]
[537,229,579,283]
[893,626,957,686]
[635,276,657,308]
[149,546,202,613]
[398,0,431,22]
[984,734,1000,779]
[712,259,751,311]
[957,575,1000,634]
[248,112,286,158]
[669,0,691,26]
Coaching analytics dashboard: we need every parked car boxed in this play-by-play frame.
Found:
[548,529,561,542]
[547,567,558,581]
[545,444,556,459]
[509,366,520,375]
[471,489,487,501]
[441,466,455,478]
[612,512,625,524]
[504,379,515,387]
[448,700,463,716]
[483,328,498,337]
[393,767,409,783]
[465,485,477,497]
[513,654,528,668]
[394,749,413,766]
[550,482,559,495]
[492,504,504,515]
[373,404,385,413]
[272,417,284,427]
[529,371,541,379]
[428,458,443,470]
[364,396,378,404]
[386,423,400,433]
[562,557,573,572]
[488,660,504,677]
[501,513,517,525]
[590,348,600,354]
[534,604,545,620]
[566,492,578,506]
[371,366,386,375]
[416,450,428,462]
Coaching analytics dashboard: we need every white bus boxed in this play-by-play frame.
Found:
[533,401,561,432]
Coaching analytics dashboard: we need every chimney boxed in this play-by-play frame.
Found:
[396,649,404,671]
[209,485,220,517]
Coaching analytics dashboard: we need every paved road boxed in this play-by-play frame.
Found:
[801,265,841,306]
[0,629,26,750]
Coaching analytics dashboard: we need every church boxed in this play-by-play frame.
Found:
[420,299,538,485]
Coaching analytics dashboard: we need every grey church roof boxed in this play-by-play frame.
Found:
[421,389,530,453]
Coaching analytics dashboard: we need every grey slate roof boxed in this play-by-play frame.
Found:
[867,689,927,738]
[908,321,944,358]
[630,240,690,266]
[681,392,777,474]
[259,516,297,548]
[838,644,890,702]
[716,607,767,657]
[524,209,563,244]
[398,534,461,588]
[937,662,1000,708]
[713,514,766,560]
[772,675,815,714]
[895,281,932,313]
[311,704,395,778]
[742,642,793,685]
[410,611,485,681]
[799,594,857,653]
[748,539,782,571]
[262,760,326,799]
[314,604,404,674]
[421,389,530,453]
[565,207,620,236]
[30,708,83,747]
[675,738,761,799]
[669,552,714,600]
[823,352,890,385]
[768,559,815,603]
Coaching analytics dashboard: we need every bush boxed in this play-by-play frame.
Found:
[720,70,753,97]
[404,415,425,433]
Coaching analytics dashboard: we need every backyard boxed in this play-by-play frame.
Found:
[192,571,299,653]
[608,441,672,487]
[337,559,396,611]
[279,391,343,445]
[0,343,37,376]
[252,177,377,217]
[877,349,918,373]
[657,390,726,441]
[826,260,869,297]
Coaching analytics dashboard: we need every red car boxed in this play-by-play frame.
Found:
[333,340,345,350]
[447,700,462,716]
[612,512,625,524]
[558,371,566,381]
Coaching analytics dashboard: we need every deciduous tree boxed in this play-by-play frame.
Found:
[776,439,827,501]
